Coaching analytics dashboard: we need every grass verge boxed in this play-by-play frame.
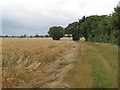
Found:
[63,41,118,88]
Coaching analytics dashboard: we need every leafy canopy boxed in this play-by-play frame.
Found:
[48,26,64,40]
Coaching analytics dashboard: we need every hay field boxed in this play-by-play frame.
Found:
[2,38,74,88]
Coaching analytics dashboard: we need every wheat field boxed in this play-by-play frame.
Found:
[2,38,74,88]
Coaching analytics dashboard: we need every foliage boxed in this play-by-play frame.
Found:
[64,6,119,45]
[20,34,27,38]
[48,26,64,40]
[65,22,80,41]
[112,7,120,46]
[64,16,86,41]
[35,34,39,38]
[64,22,79,40]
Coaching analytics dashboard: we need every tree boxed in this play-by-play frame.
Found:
[23,34,26,38]
[45,35,49,37]
[30,35,33,38]
[64,16,86,41]
[35,34,39,38]
[5,35,8,37]
[39,35,44,38]
[112,6,120,45]
[48,26,64,40]
[65,22,80,41]
[80,15,105,41]
[48,5,118,45]
[112,7,120,30]
[20,35,24,38]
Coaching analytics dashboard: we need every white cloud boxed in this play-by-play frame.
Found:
[1,0,119,35]
[118,1,120,6]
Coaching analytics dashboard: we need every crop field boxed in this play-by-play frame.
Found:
[1,38,118,88]
[2,38,74,88]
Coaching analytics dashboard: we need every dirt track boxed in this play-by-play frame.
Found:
[42,43,78,88]
[23,43,78,88]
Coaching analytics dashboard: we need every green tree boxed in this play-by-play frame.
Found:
[35,34,39,38]
[112,7,120,30]
[48,26,64,40]
[30,35,33,38]
[23,34,26,38]
[112,6,120,45]
[39,35,44,38]
[20,35,24,38]
[48,6,119,45]
[65,22,80,41]
[5,35,8,37]
[45,35,49,37]
[80,15,105,41]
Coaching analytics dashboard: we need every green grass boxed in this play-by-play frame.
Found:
[88,59,112,88]
[63,41,118,88]
[87,42,118,71]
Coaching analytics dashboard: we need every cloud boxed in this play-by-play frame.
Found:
[1,0,119,35]
[118,1,120,7]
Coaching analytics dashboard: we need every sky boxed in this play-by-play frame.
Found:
[0,0,119,36]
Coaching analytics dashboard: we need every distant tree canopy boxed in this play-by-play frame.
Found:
[48,26,64,40]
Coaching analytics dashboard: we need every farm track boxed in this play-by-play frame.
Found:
[24,43,78,88]
[41,43,78,88]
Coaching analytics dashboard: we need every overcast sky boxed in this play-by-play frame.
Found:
[1,0,119,36]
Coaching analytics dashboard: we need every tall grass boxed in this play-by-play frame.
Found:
[2,38,74,88]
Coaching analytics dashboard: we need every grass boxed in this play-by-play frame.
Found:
[63,41,92,88]
[2,38,74,88]
[63,41,118,88]
[87,42,118,71]
[88,59,112,88]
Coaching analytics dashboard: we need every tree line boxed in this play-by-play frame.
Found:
[0,34,71,38]
[0,34,50,38]
[48,6,120,46]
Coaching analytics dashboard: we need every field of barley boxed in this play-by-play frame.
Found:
[2,38,74,88]
[2,38,118,88]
